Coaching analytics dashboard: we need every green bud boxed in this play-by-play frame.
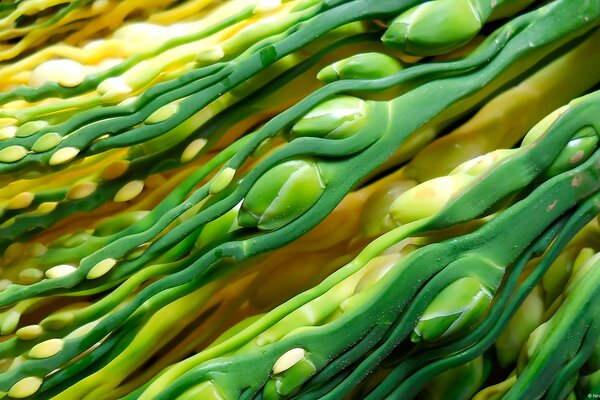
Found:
[358,180,417,237]
[545,127,599,177]
[413,276,492,342]
[0,145,28,163]
[450,149,516,176]
[521,105,569,146]
[382,0,484,56]
[495,286,545,367]
[8,376,43,399]
[316,52,404,83]
[238,159,325,231]
[16,120,49,138]
[0,310,20,335]
[31,132,62,152]
[421,356,490,400]
[289,96,366,140]
[390,173,474,224]
[209,167,236,195]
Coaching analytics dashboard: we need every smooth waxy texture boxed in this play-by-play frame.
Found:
[383,0,485,55]
[413,276,493,342]
[238,159,325,230]
[317,52,404,82]
[290,96,367,140]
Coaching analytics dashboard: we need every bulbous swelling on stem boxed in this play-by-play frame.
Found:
[389,173,475,224]
[521,104,571,146]
[412,276,493,342]
[450,149,516,176]
[544,126,600,178]
[289,96,367,140]
[359,180,418,237]
[316,52,404,83]
[238,158,325,231]
[382,0,484,56]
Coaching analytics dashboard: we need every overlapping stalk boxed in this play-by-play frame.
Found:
[0,0,599,399]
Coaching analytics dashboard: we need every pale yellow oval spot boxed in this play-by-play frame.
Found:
[30,59,86,88]
[4,242,24,261]
[98,77,132,103]
[255,0,282,13]
[26,242,48,257]
[101,160,129,181]
[145,103,179,125]
[87,258,117,279]
[273,348,306,374]
[45,264,77,279]
[7,192,34,210]
[67,182,98,200]
[29,338,64,359]
[1,310,20,334]
[92,0,109,11]
[16,325,43,340]
[8,376,43,398]
[145,174,166,189]
[209,167,236,195]
[18,268,44,284]
[0,126,17,140]
[0,145,28,163]
[16,121,49,138]
[114,180,144,202]
[197,46,225,62]
[49,147,80,165]
[32,132,62,152]
[181,138,207,163]
[0,279,12,292]
[37,202,58,214]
